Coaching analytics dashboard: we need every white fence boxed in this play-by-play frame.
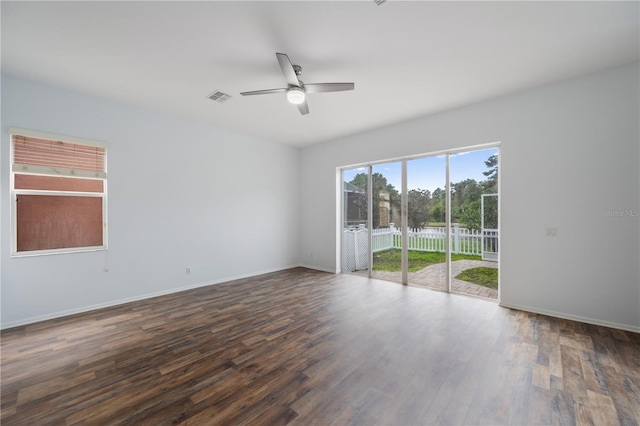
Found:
[482,228,499,261]
[343,224,498,272]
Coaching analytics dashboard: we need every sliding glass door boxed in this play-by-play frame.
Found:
[449,148,499,299]
[406,156,448,292]
[342,167,369,275]
[342,146,499,301]
[370,162,402,283]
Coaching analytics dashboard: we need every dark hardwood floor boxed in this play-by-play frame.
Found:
[1,268,639,425]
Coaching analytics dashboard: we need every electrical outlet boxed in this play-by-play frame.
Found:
[186,267,191,275]
[545,227,557,237]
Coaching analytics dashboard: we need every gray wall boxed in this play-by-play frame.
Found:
[1,74,301,327]
[299,63,640,331]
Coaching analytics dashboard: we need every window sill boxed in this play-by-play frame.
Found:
[11,246,108,258]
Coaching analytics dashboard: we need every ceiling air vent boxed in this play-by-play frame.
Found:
[207,91,231,103]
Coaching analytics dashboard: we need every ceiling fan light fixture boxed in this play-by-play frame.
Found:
[241,53,354,115]
[287,87,306,105]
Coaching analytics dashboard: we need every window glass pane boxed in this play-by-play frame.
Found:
[17,195,103,252]
[343,167,369,273]
[407,156,447,291]
[370,162,402,283]
[14,174,104,192]
[449,148,499,300]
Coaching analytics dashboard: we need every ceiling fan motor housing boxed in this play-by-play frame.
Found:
[287,87,306,104]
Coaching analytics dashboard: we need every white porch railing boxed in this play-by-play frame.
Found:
[343,223,498,272]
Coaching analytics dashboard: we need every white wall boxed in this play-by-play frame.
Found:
[300,63,640,332]
[1,74,300,328]
[3,64,639,332]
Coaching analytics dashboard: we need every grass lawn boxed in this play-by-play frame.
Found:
[455,267,498,290]
[372,249,481,273]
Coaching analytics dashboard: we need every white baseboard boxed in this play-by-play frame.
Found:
[499,302,640,334]
[1,264,301,330]
[296,263,338,274]
[10,268,635,334]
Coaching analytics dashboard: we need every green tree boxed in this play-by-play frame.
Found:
[350,152,497,231]
[451,179,480,220]
[458,199,481,231]
[407,188,431,229]
[482,154,498,193]
[482,194,499,229]
[349,173,400,228]
[429,187,446,224]
[432,187,446,203]
[480,154,499,228]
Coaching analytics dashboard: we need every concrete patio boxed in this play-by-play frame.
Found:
[358,259,499,300]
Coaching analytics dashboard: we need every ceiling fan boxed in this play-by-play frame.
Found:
[240,53,355,115]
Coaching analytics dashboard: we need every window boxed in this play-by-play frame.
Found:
[10,128,107,256]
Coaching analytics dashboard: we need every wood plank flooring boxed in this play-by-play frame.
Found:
[1,267,639,425]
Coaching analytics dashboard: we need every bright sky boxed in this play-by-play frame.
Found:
[343,147,498,193]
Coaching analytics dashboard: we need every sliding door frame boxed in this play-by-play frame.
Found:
[340,142,500,293]
[367,166,373,277]
[401,160,408,284]
[445,153,452,292]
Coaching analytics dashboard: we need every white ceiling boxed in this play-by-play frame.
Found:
[2,1,639,147]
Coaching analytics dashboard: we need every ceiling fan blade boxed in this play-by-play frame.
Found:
[297,99,310,115]
[304,83,354,94]
[276,53,301,87]
[240,88,287,96]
